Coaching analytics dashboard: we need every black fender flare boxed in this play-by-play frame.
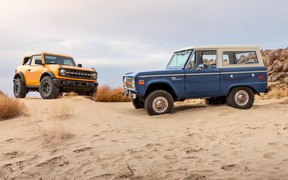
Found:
[13,72,26,85]
[39,71,56,82]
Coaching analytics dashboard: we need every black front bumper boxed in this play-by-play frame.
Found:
[53,79,98,93]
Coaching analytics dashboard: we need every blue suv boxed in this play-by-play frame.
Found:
[123,45,268,115]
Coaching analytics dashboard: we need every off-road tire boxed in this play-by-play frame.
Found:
[13,78,28,98]
[226,87,254,109]
[144,90,174,115]
[40,76,60,99]
[132,97,144,109]
[87,88,97,99]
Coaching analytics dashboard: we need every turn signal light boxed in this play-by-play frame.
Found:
[138,80,145,85]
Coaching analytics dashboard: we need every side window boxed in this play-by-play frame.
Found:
[31,55,42,66]
[23,58,31,66]
[201,51,217,68]
[186,50,217,69]
[222,51,259,66]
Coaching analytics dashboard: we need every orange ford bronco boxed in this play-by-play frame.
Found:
[13,52,98,99]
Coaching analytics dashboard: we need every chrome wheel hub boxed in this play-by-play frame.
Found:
[235,90,249,106]
[152,97,168,113]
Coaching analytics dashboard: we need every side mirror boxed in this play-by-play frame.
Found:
[35,59,43,65]
[77,64,82,67]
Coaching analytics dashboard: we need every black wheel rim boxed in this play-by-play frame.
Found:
[42,81,52,96]
[14,81,20,95]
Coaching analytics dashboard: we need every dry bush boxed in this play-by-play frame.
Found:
[259,86,288,100]
[33,121,74,144]
[0,92,26,120]
[94,85,130,102]
[51,102,74,120]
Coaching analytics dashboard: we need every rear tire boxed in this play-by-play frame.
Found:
[40,76,60,99]
[13,78,27,98]
[226,87,254,109]
[144,90,174,115]
[132,96,144,109]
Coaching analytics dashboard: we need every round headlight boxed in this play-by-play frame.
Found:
[91,72,97,79]
[59,69,66,76]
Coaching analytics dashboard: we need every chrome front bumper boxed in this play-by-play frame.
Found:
[123,89,137,99]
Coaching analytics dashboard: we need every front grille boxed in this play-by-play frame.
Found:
[60,69,96,80]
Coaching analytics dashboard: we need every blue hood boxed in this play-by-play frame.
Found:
[124,69,183,78]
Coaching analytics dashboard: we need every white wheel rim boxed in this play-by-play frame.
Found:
[152,96,168,113]
[235,90,249,106]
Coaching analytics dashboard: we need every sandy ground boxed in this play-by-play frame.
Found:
[0,96,288,180]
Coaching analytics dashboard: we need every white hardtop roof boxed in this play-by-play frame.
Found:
[176,45,260,52]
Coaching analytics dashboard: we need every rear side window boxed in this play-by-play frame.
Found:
[222,51,259,66]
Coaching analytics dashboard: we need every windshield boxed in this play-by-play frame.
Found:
[167,50,192,68]
[44,54,76,66]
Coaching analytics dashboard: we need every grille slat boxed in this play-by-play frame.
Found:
[64,69,95,80]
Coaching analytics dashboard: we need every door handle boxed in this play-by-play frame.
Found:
[27,69,31,71]
[212,69,219,72]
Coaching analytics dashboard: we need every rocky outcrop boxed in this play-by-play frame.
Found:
[261,48,288,86]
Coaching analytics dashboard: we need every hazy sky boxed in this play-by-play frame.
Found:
[1,0,287,95]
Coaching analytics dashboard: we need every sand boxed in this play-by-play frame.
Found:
[0,96,288,179]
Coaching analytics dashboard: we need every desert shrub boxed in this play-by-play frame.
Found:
[0,92,25,120]
[33,121,74,144]
[94,85,131,102]
[51,102,74,120]
[259,86,288,99]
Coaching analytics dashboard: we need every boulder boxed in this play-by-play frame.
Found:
[285,77,288,85]
[270,72,285,82]
[283,61,288,72]
[274,49,283,58]
[266,52,276,66]
[268,65,273,72]
[272,60,282,72]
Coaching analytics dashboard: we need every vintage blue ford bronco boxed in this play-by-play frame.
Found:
[123,45,268,115]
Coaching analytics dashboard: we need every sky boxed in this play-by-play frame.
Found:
[0,0,288,96]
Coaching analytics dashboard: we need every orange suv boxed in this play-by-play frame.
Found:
[13,52,98,99]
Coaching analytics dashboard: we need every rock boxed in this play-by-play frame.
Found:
[268,65,273,72]
[270,75,281,82]
[267,52,276,66]
[270,72,285,82]
[274,49,283,58]
[285,77,288,85]
[283,61,288,72]
[284,77,288,85]
[272,60,283,72]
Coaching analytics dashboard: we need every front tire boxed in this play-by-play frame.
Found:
[13,78,28,98]
[87,88,97,99]
[40,76,60,99]
[132,96,144,109]
[226,87,254,109]
[144,90,174,115]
